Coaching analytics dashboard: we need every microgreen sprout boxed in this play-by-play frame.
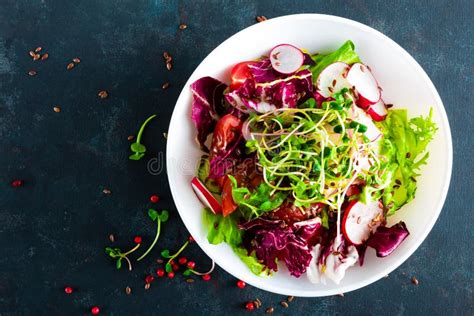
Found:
[105,243,141,271]
[137,209,169,261]
[161,240,189,273]
[183,260,215,276]
[129,114,157,160]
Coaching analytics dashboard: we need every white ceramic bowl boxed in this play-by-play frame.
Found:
[166,14,452,297]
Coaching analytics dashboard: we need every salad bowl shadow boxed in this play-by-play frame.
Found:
[166,14,452,297]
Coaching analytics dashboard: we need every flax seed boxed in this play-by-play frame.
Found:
[67,62,75,70]
[98,90,109,99]
[109,234,115,242]
[127,135,135,141]
[166,62,172,71]
[34,47,42,53]
[53,106,61,113]
[28,70,37,76]
[33,54,41,61]
[29,51,35,58]
[162,82,170,89]
[103,188,112,194]
[41,53,49,61]
[265,307,274,314]
[287,296,294,302]
[280,301,289,308]
[125,286,132,295]
[256,16,268,22]
[179,23,187,30]
[411,276,419,285]
[72,57,81,63]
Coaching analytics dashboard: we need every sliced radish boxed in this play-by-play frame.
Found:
[191,177,222,214]
[342,200,383,245]
[269,44,304,74]
[316,62,351,98]
[348,105,382,141]
[367,99,388,121]
[347,63,381,108]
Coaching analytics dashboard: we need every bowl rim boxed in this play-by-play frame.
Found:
[166,13,453,297]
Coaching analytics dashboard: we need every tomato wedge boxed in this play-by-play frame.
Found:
[221,176,237,216]
[230,61,255,91]
[209,114,242,160]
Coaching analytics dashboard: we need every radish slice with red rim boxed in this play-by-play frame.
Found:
[342,200,384,245]
[191,177,222,214]
[347,63,381,108]
[367,99,388,122]
[269,44,304,74]
[348,105,382,142]
[316,62,351,98]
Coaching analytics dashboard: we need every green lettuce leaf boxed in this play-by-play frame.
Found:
[309,40,361,82]
[379,109,437,215]
[202,208,268,276]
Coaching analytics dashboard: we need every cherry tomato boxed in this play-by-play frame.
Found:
[209,114,243,161]
[221,176,237,217]
[230,61,255,91]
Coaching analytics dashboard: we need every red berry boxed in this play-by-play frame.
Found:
[178,257,187,265]
[188,235,195,242]
[187,261,196,269]
[167,271,175,279]
[237,280,246,289]
[134,236,142,244]
[150,195,159,203]
[172,264,179,271]
[11,180,23,187]
[156,268,165,277]
[145,275,154,283]
[245,302,255,310]
[91,306,100,315]
[64,286,73,294]
[202,274,211,281]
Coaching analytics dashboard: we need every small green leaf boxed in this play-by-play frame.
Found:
[116,258,122,269]
[161,249,170,258]
[130,143,146,153]
[159,210,169,222]
[165,262,172,273]
[183,269,192,276]
[129,152,145,160]
[148,209,158,221]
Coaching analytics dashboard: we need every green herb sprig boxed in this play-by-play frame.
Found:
[183,260,215,276]
[129,114,157,160]
[137,209,169,261]
[161,240,189,273]
[105,243,141,271]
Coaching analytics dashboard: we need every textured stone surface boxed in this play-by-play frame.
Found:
[0,0,472,315]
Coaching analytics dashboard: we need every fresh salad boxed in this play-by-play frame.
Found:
[189,41,437,284]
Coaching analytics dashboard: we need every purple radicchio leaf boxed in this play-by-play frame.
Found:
[190,77,227,151]
[366,221,409,257]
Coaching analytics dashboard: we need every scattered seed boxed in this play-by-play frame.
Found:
[332,79,336,87]
[406,152,411,158]
[29,51,35,58]
[67,62,75,70]
[53,106,61,113]
[360,65,365,72]
[166,62,172,71]
[256,15,268,22]
[386,103,394,108]
[287,296,294,302]
[280,301,289,308]
[108,234,115,242]
[125,286,132,295]
[163,132,168,139]
[127,135,135,141]
[28,70,37,76]
[367,65,372,72]
[379,86,383,91]
[72,57,81,63]
[265,307,274,314]
[328,86,334,93]
[162,82,170,89]
[186,278,195,283]
[103,188,112,194]
[33,54,41,61]
[411,276,419,285]
[179,23,187,30]
[163,51,170,59]
[41,53,49,61]
[144,283,150,290]
[156,259,164,264]
[338,293,345,297]
[395,179,402,185]
[35,47,42,53]
[98,90,108,99]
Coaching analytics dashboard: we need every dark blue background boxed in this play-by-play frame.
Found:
[0,0,472,315]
